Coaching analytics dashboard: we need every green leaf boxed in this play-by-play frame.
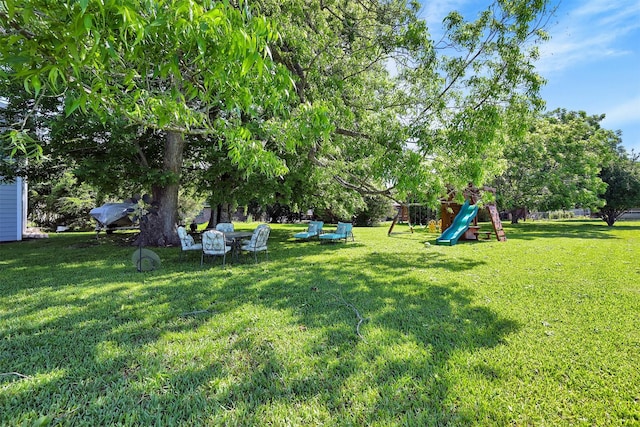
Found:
[241,55,254,76]
[66,96,84,116]
[196,36,206,55]
[32,75,42,96]
[83,14,93,30]
[48,66,61,88]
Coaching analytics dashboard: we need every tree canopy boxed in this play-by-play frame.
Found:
[1,0,556,243]
[494,109,615,222]
[257,0,552,205]
[2,0,302,244]
[597,151,640,226]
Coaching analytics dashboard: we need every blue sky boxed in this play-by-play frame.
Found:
[418,0,640,154]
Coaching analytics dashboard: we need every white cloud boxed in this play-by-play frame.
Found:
[420,0,640,71]
[419,0,468,23]
[602,96,640,127]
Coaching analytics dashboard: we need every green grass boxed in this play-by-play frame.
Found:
[1,220,639,426]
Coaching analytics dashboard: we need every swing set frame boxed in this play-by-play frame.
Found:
[387,203,429,235]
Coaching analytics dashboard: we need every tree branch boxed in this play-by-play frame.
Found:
[335,127,370,139]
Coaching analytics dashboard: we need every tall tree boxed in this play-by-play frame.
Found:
[494,109,614,222]
[259,0,553,205]
[597,151,640,226]
[1,0,295,245]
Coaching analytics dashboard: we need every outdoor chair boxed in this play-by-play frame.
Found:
[319,222,354,243]
[201,230,232,266]
[241,224,271,263]
[293,221,324,240]
[177,226,202,260]
[215,222,235,245]
[215,222,234,233]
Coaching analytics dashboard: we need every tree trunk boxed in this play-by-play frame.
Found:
[219,202,233,223]
[510,207,527,224]
[205,207,218,230]
[135,131,184,247]
[509,208,520,224]
[204,202,234,229]
[600,208,624,227]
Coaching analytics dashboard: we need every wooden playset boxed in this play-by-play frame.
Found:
[387,185,506,243]
[440,185,506,242]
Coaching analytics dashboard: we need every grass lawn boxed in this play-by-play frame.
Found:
[1,220,639,425]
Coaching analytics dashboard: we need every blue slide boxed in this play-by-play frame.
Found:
[436,200,479,246]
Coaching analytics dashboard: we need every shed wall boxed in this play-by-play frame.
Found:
[0,177,24,242]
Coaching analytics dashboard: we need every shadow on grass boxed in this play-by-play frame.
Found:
[0,229,517,425]
[502,220,625,240]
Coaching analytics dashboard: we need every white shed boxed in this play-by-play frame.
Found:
[0,176,27,242]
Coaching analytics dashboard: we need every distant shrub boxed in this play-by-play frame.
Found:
[354,195,395,226]
[548,210,575,219]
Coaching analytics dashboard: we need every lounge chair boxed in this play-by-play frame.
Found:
[319,222,354,243]
[293,221,324,240]
[177,226,202,260]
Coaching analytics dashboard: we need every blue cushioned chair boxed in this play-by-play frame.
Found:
[293,221,324,240]
[319,222,354,243]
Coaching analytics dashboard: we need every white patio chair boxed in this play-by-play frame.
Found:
[201,230,232,266]
[215,222,235,233]
[241,224,271,263]
[215,222,235,245]
[177,226,202,260]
